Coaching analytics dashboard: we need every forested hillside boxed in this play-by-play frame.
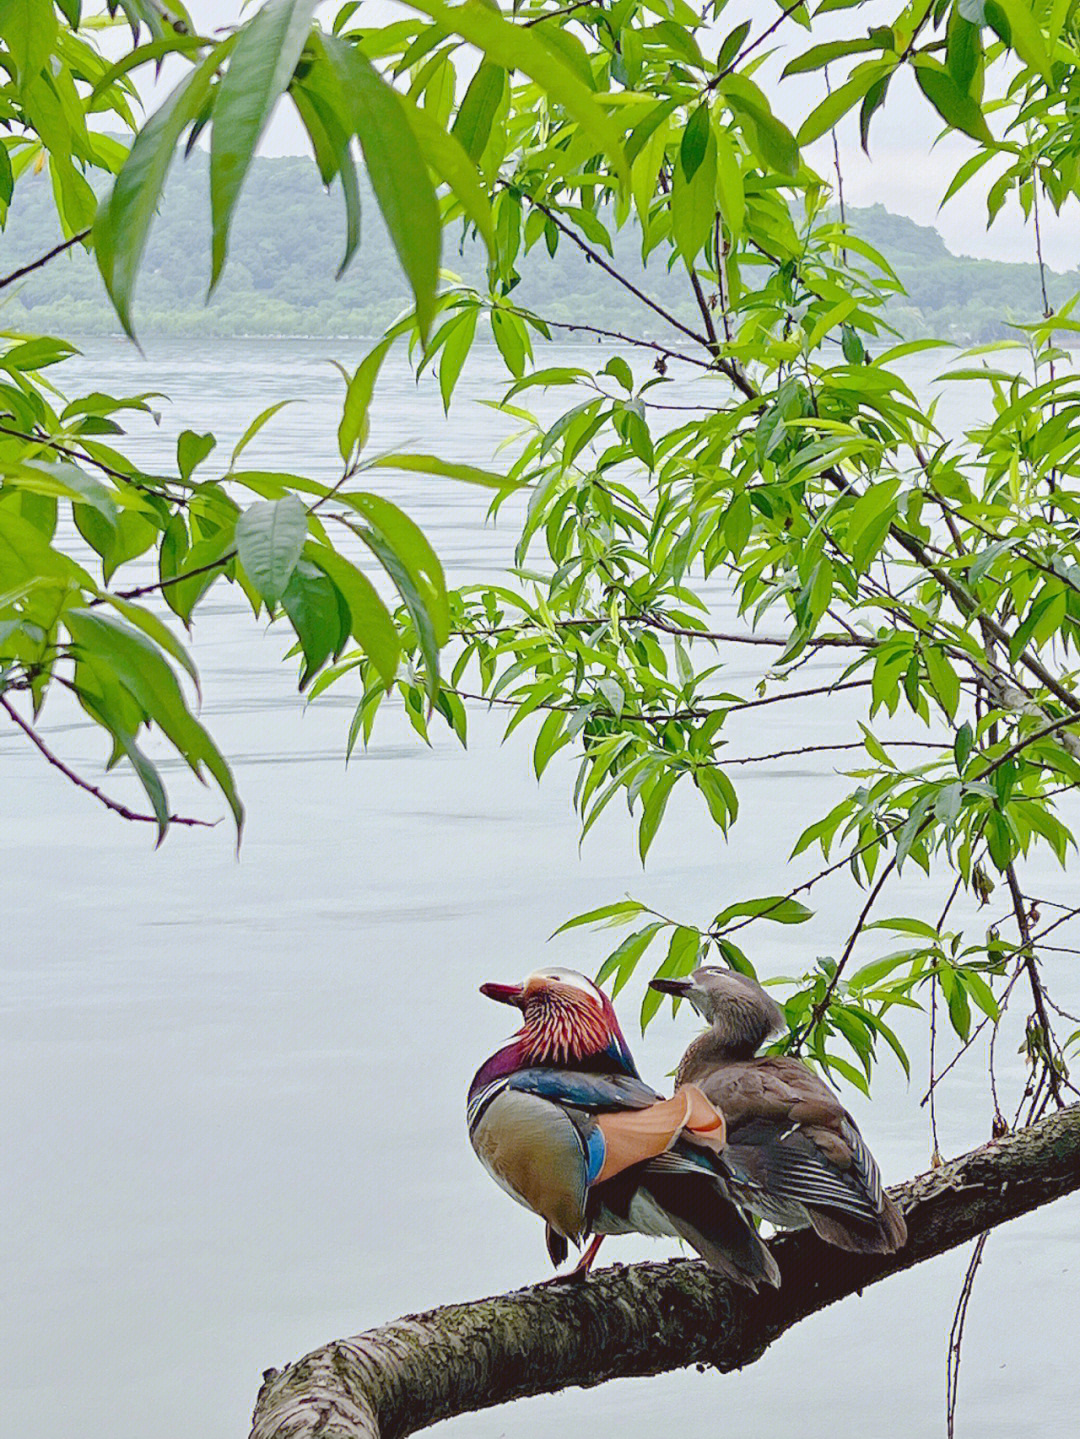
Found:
[1,150,1074,341]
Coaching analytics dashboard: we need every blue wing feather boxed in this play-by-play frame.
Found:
[506,1068,662,1112]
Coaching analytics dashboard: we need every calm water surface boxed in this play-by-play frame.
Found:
[2,339,1077,1439]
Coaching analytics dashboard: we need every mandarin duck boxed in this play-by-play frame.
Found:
[468,967,780,1288]
[651,967,907,1254]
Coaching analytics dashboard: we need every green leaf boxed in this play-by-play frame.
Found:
[985,0,1053,81]
[451,60,504,161]
[281,558,345,684]
[796,61,892,146]
[399,90,496,258]
[912,58,994,144]
[321,36,441,339]
[235,495,307,606]
[0,0,58,87]
[210,0,318,290]
[94,36,238,338]
[641,925,701,1030]
[554,899,648,934]
[414,0,628,184]
[177,429,215,482]
[64,609,244,837]
[671,126,716,265]
[596,921,664,997]
[680,104,710,181]
[712,895,814,927]
[307,546,400,685]
[955,721,974,772]
[339,339,392,462]
[364,452,519,491]
[338,492,449,645]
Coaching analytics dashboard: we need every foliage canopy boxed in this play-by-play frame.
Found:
[2,0,1079,1173]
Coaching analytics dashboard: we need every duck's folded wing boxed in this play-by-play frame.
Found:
[725,1118,883,1223]
[505,1068,663,1111]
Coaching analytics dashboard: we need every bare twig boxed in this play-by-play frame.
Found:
[0,694,213,832]
[946,1232,992,1439]
[0,229,91,292]
[1005,862,1065,1108]
[793,854,898,1049]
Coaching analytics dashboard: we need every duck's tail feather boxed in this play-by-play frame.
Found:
[640,1165,781,1290]
[809,1191,907,1253]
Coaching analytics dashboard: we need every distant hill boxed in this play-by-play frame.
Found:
[0,150,1075,343]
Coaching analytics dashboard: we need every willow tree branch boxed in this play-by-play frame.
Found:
[0,229,91,291]
[250,1103,1080,1439]
[0,694,213,830]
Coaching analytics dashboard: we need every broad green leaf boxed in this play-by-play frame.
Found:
[0,0,58,87]
[210,0,318,289]
[281,558,345,683]
[307,546,400,685]
[338,492,449,643]
[912,58,993,144]
[235,495,307,606]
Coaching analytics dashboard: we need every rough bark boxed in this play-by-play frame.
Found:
[250,1103,1080,1439]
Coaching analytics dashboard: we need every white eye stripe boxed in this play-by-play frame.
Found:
[525,967,603,1000]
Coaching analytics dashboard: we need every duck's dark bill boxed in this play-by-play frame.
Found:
[649,978,693,997]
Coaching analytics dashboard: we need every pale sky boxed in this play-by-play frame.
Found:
[164,0,1077,271]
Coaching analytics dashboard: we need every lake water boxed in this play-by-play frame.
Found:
[2,338,1077,1439]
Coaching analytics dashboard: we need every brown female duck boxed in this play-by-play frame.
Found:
[651,967,907,1254]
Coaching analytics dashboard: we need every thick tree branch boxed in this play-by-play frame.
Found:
[250,1104,1080,1439]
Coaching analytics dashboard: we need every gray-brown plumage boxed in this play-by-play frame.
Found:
[651,967,907,1254]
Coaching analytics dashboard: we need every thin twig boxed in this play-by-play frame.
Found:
[441,677,871,724]
[0,694,213,831]
[720,739,945,766]
[793,854,898,1048]
[95,550,237,605]
[711,0,807,85]
[946,1232,991,1439]
[524,197,716,353]
[1005,862,1065,1108]
[0,229,91,292]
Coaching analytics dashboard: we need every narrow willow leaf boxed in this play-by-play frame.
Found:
[451,60,504,161]
[414,0,628,184]
[322,36,441,338]
[339,339,392,462]
[94,35,238,338]
[364,452,519,490]
[210,0,318,289]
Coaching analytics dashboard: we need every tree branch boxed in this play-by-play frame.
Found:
[0,229,91,292]
[249,1104,1080,1439]
[0,694,213,831]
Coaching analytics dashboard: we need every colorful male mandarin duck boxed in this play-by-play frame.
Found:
[467,967,780,1288]
[651,967,907,1254]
